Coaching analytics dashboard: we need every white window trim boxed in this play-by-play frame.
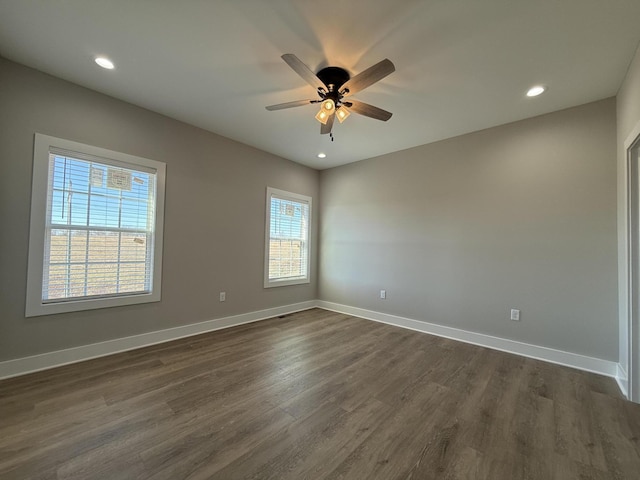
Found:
[264,187,312,288]
[25,133,166,317]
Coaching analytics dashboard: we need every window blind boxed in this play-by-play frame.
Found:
[268,194,309,281]
[42,152,157,302]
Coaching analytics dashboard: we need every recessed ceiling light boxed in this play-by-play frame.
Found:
[317,153,326,158]
[95,57,115,70]
[526,85,546,97]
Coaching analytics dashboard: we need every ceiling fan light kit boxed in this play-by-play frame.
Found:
[321,98,335,112]
[315,108,331,125]
[336,107,350,123]
[266,54,395,136]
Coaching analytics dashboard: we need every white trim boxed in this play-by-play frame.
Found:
[0,301,316,380]
[317,301,620,379]
[26,133,166,317]
[263,187,312,288]
[1,300,623,390]
[617,363,629,399]
[623,121,640,403]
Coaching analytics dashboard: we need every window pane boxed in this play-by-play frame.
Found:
[66,159,90,193]
[86,263,118,297]
[87,231,119,263]
[46,264,69,300]
[269,197,308,280]
[88,194,121,228]
[42,152,157,303]
[118,263,148,293]
[69,230,88,263]
[119,232,149,261]
[269,239,305,279]
[67,264,87,298]
[121,198,150,229]
[48,230,69,264]
[265,188,310,286]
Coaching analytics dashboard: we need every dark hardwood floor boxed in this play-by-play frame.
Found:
[1,308,639,479]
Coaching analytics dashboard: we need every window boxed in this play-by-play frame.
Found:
[26,134,166,316]
[264,187,311,287]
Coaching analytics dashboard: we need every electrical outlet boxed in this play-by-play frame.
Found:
[510,308,520,321]
[219,291,226,302]
[380,290,386,299]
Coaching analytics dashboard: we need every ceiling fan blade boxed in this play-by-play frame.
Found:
[345,100,393,121]
[321,112,335,135]
[281,54,328,92]
[340,59,395,97]
[265,99,318,111]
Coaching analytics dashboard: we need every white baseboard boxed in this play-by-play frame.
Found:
[317,301,620,379]
[0,300,623,390]
[0,301,316,380]
[616,363,629,398]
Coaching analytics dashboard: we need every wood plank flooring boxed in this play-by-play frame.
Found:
[1,308,639,479]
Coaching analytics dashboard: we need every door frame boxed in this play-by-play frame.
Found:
[624,122,640,403]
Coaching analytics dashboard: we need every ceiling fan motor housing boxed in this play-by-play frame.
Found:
[316,66,350,96]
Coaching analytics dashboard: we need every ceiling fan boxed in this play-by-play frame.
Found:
[266,54,395,136]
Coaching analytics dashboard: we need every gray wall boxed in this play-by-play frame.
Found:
[616,43,640,398]
[320,98,618,361]
[0,55,622,366]
[618,45,640,147]
[0,58,319,361]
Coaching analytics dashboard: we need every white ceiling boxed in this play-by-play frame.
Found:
[1,0,639,170]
